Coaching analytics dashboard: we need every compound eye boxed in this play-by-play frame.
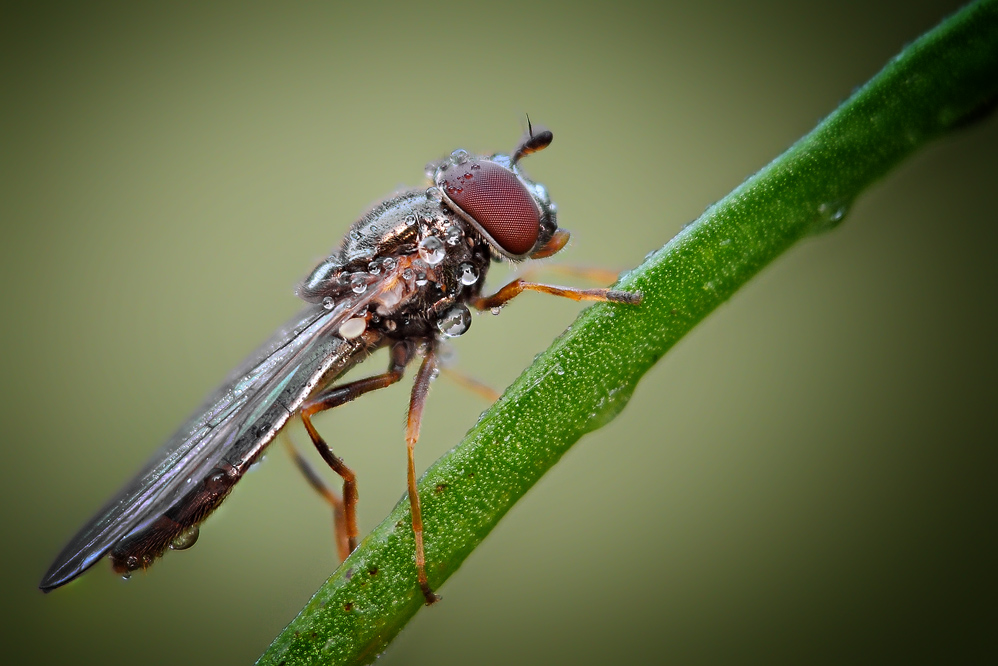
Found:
[439,160,539,256]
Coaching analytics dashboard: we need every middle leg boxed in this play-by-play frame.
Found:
[300,340,416,554]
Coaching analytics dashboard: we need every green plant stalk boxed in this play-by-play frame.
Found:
[260,2,998,664]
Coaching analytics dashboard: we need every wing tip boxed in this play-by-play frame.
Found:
[39,562,80,592]
[39,546,108,593]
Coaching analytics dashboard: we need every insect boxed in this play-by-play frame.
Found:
[39,125,641,604]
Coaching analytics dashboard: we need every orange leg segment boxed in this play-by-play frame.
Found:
[300,340,415,555]
[440,367,501,403]
[282,434,350,562]
[516,264,624,286]
[406,349,441,605]
[472,279,642,311]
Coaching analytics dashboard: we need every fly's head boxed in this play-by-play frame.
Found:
[429,127,570,264]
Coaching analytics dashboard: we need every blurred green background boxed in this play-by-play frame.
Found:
[1,1,994,664]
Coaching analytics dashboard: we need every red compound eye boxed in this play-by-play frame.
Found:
[439,160,539,256]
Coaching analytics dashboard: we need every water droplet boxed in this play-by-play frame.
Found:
[814,200,851,233]
[436,304,472,337]
[367,261,382,275]
[581,384,636,433]
[322,296,335,310]
[490,306,502,316]
[429,368,441,380]
[419,236,445,265]
[444,225,463,246]
[350,274,368,294]
[415,272,428,286]
[125,556,139,571]
[170,525,200,551]
[382,257,397,271]
[458,263,479,285]
[425,187,443,203]
[339,317,367,340]
[553,364,565,375]
[402,268,414,280]
[346,248,374,263]
[450,148,469,164]
[405,214,417,226]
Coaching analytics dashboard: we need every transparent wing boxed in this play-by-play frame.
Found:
[40,285,388,590]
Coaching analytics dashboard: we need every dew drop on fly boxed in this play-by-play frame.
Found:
[419,236,445,266]
[436,304,472,337]
[169,525,200,551]
[350,274,368,294]
[458,263,479,285]
[444,225,463,246]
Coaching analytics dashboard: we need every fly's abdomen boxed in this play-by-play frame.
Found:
[109,466,237,575]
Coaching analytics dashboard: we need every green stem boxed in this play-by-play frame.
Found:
[260,2,998,664]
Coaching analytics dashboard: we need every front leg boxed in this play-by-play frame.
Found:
[472,278,641,311]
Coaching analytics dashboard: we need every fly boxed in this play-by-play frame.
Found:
[39,125,641,604]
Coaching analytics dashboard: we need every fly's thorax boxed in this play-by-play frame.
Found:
[298,188,492,341]
[299,192,418,300]
[374,212,491,341]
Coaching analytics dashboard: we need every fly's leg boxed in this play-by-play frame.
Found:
[515,264,623,286]
[471,279,642,311]
[439,367,501,403]
[406,348,441,605]
[301,340,416,554]
[281,434,350,562]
